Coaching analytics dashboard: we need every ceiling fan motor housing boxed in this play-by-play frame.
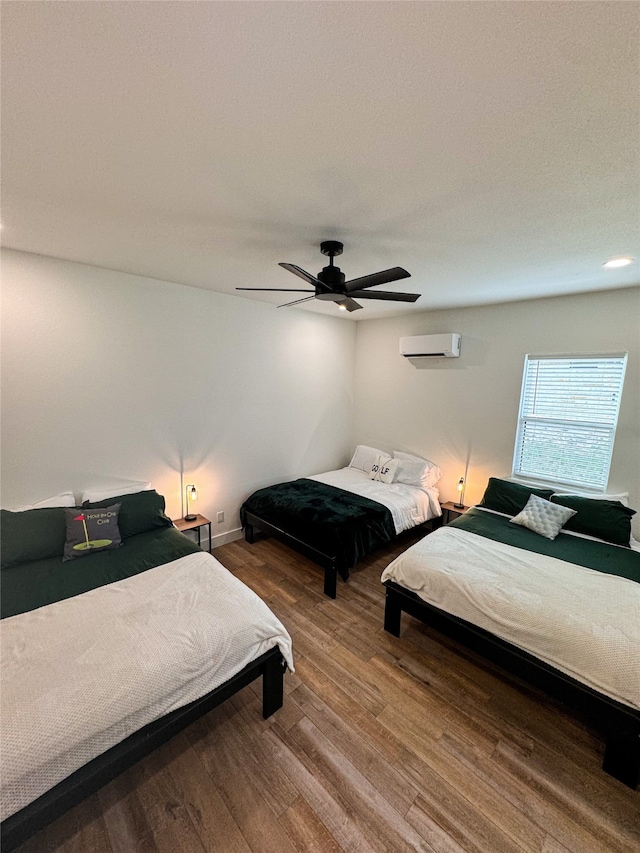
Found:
[316,241,346,299]
[316,263,346,299]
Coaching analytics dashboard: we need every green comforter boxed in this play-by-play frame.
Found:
[240,477,396,573]
[449,508,640,584]
[1,526,201,620]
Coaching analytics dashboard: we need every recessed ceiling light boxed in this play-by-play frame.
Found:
[603,257,634,269]
[338,304,347,311]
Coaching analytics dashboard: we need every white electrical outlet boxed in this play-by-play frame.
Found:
[217,511,224,523]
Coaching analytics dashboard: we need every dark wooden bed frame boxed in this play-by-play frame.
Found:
[1,646,286,852]
[383,580,640,789]
[243,510,350,598]
[243,510,439,599]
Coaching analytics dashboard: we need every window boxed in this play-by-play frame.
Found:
[512,353,627,491]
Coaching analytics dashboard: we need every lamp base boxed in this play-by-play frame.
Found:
[184,513,197,522]
[453,502,465,509]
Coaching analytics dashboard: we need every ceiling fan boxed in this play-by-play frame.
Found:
[236,241,421,312]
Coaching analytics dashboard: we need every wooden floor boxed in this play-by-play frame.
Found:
[16,530,639,853]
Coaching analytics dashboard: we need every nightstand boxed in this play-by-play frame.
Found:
[173,514,212,551]
[439,501,471,525]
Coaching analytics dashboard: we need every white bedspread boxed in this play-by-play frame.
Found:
[309,467,440,534]
[0,551,293,821]
[381,526,640,711]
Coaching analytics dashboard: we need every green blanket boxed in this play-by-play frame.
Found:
[240,478,396,572]
[449,508,640,584]
[1,526,201,620]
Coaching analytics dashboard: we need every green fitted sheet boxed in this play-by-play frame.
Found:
[1,526,202,619]
[449,508,640,584]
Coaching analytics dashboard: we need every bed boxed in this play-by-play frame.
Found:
[0,490,293,851]
[240,446,442,597]
[381,479,640,788]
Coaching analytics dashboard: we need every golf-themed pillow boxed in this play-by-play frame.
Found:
[63,504,122,561]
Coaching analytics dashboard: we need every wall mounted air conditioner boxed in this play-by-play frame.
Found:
[399,333,461,359]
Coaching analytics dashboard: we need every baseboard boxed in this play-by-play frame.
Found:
[209,527,244,549]
[177,525,244,552]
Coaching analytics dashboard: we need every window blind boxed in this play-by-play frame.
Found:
[513,354,627,490]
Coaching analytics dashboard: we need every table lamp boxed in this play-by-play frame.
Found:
[184,484,198,521]
[454,476,465,509]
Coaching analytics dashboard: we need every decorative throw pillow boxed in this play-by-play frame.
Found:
[550,495,635,547]
[63,504,122,561]
[479,478,554,516]
[510,494,576,540]
[348,445,388,474]
[369,454,398,484]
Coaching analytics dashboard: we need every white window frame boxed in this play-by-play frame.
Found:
[512,352,628,492]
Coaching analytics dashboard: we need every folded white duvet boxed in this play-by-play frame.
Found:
[0,551,293,820]
[381,527,640,711]
[309,467,440,534]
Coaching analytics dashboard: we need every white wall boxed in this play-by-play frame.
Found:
[353,287,640,535]
[3,250,638,543]
[1,249,356,544]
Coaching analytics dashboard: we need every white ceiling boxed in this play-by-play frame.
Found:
[2,2,639,319]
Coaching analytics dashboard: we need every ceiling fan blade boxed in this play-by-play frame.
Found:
[337,298,363,312]
[279,263,330,290]
[348,289,420,302]
[344,267,410,293]
[236,288,314,292]
[277,295,317,308]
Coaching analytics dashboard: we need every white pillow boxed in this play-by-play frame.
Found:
[553,491,630,507]
[393,458,431,488]
[349,445,388,475]
[510,494,577,540]
[81,482,152,503]
[369,454,398,484]
[14,491,76,511]
[392,451,442,487]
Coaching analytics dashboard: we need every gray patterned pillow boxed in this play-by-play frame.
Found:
[510,493,576,540]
